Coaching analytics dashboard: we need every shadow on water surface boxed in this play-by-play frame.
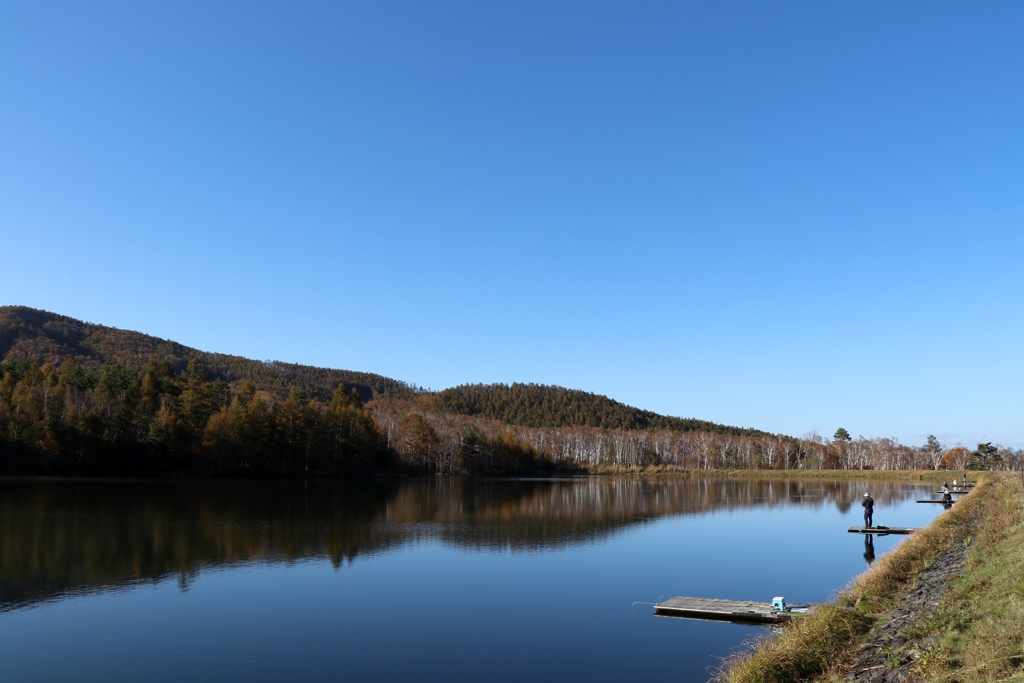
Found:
[0,476,918,611]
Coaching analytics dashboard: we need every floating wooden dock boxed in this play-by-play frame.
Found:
[848,526,917,535]
[653,596,808,624]
[918,499,954,504]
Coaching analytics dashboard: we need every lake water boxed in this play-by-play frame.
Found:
[0,476,944,683]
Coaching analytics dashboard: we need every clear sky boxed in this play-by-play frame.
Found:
[1,1,1022,447]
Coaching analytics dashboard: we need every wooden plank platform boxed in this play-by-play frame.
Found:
[848,526,917,535]
[918,499,954,504]
[653,596,807,624]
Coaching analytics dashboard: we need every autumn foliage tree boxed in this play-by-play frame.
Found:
[3,347,1023,477]
[0,356,387,476]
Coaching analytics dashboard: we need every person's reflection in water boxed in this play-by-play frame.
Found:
[863,534,875,567]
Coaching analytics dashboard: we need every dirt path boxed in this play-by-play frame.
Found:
[843,512,978,682]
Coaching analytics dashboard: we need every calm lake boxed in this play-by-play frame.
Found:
[0,476,944,683]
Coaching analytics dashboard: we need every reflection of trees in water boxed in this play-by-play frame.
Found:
[0,479,398,610]
[0,477,920,610]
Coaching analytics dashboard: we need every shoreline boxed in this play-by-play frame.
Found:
[0,468,966,482]
[716,473,1023,683]
[579,466,957,481]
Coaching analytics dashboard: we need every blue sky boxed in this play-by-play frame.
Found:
[1,1,1022,446]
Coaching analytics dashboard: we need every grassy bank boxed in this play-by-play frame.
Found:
[715,474,1003,683]
[909,473,1024,681]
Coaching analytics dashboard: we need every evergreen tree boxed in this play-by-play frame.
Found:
[972,442,1000,470]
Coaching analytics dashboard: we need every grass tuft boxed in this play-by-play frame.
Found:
[714,605,871,683]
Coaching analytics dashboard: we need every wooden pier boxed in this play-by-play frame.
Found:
[918,499,954,504]
[653,596,808,624]
[848,526,917,535]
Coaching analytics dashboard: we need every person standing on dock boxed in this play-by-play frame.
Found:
[862,492,874,529]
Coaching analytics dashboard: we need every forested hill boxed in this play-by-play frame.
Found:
[0,306,416,402]
[433,383,768,437]
[0,306,765,437]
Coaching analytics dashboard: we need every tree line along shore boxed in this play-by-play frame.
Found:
[3,305,1020,478]
[1,352,1021,477]
[716,473,1024,683]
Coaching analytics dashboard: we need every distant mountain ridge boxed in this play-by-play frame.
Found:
[433,383,767,437]
[0,306,416,402]
[0,306,764,436]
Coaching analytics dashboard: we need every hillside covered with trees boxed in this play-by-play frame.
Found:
[433,383,766,436]
[0,354,391,476]
[0,306,417,402]
[2,306,1021,477]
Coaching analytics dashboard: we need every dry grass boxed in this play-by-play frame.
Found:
[713,605,872,683]
[837,479,983,612]
[582,463,693,475]
[579,464,955,481]
[715,475,994,683]
[909,474,1024,682]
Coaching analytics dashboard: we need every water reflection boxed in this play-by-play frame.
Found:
[0,477,919,611]
[863,534,875,567]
